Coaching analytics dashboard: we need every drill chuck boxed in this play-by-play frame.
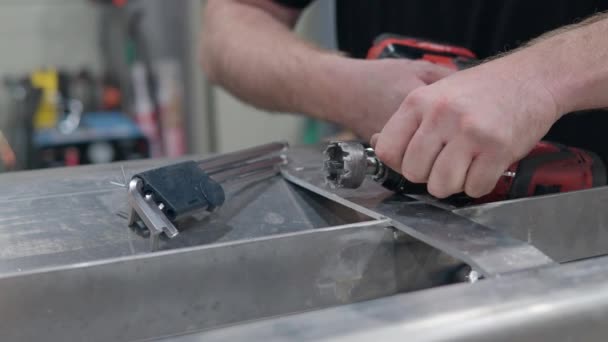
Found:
[324,141,427,193]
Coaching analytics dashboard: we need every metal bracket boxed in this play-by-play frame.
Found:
[125,142,289,251]
[127,178,179,251]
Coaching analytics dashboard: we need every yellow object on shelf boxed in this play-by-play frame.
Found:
[30,69,59,130]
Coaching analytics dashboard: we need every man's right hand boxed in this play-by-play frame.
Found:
[329,58,454,139]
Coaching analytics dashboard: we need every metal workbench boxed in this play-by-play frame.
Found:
[1,146,608,341]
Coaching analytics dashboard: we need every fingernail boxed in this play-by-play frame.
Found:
[370,134,379,148]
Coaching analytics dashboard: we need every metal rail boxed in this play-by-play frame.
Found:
[193,255,608,342]
[198,141,288,173]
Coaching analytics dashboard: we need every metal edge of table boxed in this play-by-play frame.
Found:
[183,254,608,342]
[0,219,467,342]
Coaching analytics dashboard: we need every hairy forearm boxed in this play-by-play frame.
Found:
[500,12,608,116]
[201,0,344,122]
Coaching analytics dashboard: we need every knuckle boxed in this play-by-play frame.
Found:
[460,118,488,145]
[427,182,451,199]
[464,186,482,199]
[428,170,462,199]
[374,143,398,167]
[459,117,509,148]
[464,180,493,198]
[402,168,427,184]
[433,95,453,112]
[459,117,486,137]
[403,88,428,108]
[425,95,455,126]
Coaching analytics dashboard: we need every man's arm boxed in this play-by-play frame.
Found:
[201,0,453,139]
[520,12,608,114]
[201,0,334,118]
[373,12,608,199]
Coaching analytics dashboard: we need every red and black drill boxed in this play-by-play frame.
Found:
[324,35,607,204]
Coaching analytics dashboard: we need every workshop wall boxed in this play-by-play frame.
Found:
[0,0,102,124]
[0,0,207,170]
[0,1,337,167]
[126,0,210,155]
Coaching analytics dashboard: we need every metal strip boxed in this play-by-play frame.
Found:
[198,142,287,172]
[281,162,555,277]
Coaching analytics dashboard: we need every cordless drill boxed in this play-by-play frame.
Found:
[367,34,478,69]
[324,141,606,204]
[324,35,607,204]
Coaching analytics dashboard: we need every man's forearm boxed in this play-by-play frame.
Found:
[201,0,343,122]
[501,12,608,116]
[201,0,457,139]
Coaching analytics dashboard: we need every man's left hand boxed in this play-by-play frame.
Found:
[372,58,561,198]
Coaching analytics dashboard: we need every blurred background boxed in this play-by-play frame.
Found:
[0,0,337,172]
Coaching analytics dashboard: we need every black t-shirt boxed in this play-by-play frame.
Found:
[274,0,608,159]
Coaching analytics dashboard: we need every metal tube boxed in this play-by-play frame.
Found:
[206,153,286,178]
[197,141,288,173]
[222,169,281,192]
[211,155,286,184]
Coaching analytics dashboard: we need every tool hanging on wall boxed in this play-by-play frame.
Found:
[126,8,190,158]
[30,68,60,130]
[156,60,187,158]
[0,131,16,171]
[132,62,162,157]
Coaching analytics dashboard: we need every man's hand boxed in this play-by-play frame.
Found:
[330,58,453,139]
[372,58,560,198]
[372,12,608,200]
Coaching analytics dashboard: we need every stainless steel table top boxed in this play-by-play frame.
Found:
[0,151,369,273]
[2,145,608,341]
